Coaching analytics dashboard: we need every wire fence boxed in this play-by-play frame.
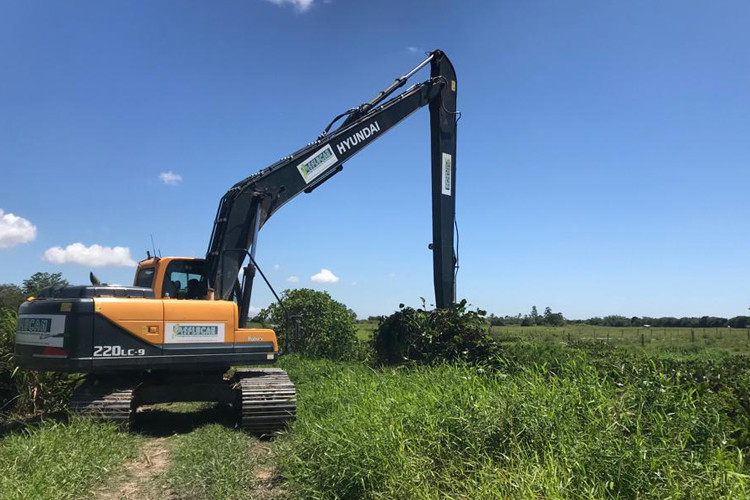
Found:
[489,325,750,353]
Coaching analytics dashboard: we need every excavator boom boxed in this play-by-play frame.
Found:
[205,50,458,319]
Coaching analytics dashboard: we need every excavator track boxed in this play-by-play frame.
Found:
[235,368,296,436]
[69,378,135,427]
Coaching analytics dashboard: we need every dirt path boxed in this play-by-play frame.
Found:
[248,441,286,500]
[94,437,172,500]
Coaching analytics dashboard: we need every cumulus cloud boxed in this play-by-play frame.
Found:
[0,210,36,248]
[286,275,300,283]
[44,243,137,267]
[159,171,182,185]
[311,269,339,284]
[262,0,315,12]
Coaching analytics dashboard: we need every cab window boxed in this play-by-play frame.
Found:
[135,268,155,288]
[162,260,207,299]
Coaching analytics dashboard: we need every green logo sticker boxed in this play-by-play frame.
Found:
[172,325,219,337]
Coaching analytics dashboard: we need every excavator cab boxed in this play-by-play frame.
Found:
[134,257,208,300]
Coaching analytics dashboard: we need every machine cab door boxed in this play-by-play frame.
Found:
[159,259,237,357]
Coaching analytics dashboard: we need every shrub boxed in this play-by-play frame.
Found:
[261,288,358,361]
[1,308,75,420]
[373,299,498,365]
[1,308,16,415]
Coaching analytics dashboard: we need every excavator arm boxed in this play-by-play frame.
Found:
[205,50,458,325]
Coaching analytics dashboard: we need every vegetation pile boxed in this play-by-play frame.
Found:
[373,299,498,365]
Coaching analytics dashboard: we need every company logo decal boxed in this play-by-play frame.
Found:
[16,315,65,348]
[18,317,51,333]
[165,322,225,344]
[297,144,339,184]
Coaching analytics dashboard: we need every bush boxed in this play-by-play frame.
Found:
[1,308,75,420]
[1,308,17,415]
[261,288,358,361]
[373,299,498,365]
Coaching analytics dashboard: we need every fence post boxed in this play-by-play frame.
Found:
[691,329,695,343]
[568,331,571,343]
[641,332,645,346]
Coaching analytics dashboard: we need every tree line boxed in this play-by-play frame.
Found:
[487,306,750,329]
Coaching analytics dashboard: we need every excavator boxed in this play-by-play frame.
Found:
[14,50,458,435]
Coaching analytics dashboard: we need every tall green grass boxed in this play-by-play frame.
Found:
[278,347,750,499]
[0,418,141,500]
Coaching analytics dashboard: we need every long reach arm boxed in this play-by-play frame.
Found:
[205,50,458,325]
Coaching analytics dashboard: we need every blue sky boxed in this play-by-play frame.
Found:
[1,0,749,319]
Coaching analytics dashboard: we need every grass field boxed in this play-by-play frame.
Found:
[2,330,750,499]
[490,325,750,354]
[277,345,750,499]
[0,418,142,500]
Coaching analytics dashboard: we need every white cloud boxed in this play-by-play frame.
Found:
[0,210,36,248]
[262,0,315,12]
[44,243,137,267]
[159,170,182,185]
[273,264,281,271]
[407,46,424,54]
[286,276,300,283]
[311,268,339,284]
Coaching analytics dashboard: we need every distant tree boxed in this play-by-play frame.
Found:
[346,308,357,321]
[22,272,68,296]
[530,306,539,325]
[489,314,505,326]
[520,316,534,327]
[630,316,643,327]
[542,306,565,326]
[728,316,750,328]
[602,315,630,327]
[0,284,25,311]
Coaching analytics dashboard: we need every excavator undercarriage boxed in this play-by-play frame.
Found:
[69,369,296,434]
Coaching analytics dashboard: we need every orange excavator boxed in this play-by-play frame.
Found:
[14,50,458,435]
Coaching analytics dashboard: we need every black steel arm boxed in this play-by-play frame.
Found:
[205,50,458,323]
